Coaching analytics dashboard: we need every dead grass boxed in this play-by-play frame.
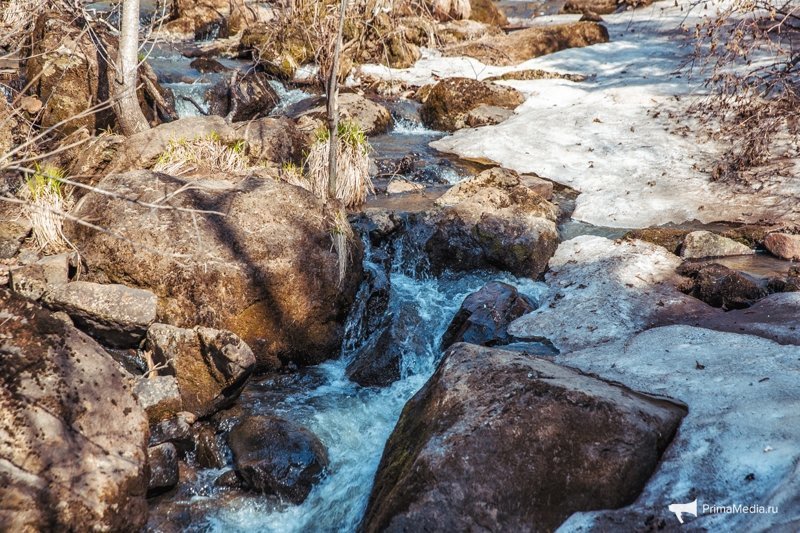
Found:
[303,120,373,207]
[19,163,74,252]
[152,133,251,176]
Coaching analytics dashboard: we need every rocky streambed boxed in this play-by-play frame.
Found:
[3,0,800,532]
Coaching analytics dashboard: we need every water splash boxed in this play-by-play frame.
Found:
[197,260,546,532]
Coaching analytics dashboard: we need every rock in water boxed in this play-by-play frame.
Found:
[286,93,392,136]
[420,78,524,131]
[361,343,687,532]
[764,232,800,261]
[441,281,535,349]
[228,415,329,504]
[147,443,179,496]
[0,289,149,532]
[145,324,256,418]
[67,171,363,370]
[206,71,279,122]
[427,167,559,277]
[680,230,754,259]
[677,262,767,310]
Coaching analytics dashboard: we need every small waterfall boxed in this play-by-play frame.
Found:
[190,236,547,532]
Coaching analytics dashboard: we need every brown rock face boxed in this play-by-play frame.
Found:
[764,232,800,260]
[206,71,280,122]
[67,171,363,370]
[27,12,173,136]
[426,167,559,277]
[146,324,256,418]
[287,93,393,136]
[469,0,509,26]
[562,0,653,15]
[420,78,524,131]
[361,343,687,532]
[0,289,149,532]
[443,22,610,66]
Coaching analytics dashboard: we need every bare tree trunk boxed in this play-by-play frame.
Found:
[113,0,150,136]
[326,0,349,201]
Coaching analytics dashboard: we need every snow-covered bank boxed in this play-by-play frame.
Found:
[364,1,800,228]
[554,326,800,531]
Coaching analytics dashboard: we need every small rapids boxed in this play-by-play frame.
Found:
[166,244,547,532]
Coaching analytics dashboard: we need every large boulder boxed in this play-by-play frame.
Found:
[67,171,363,370]
[113,115,304,173]
[556,326,800,531]
[426,167,559,277]
[145,323,256,418]
[287,93,392,136]
[228,415,329,504]
[441,281,535,349]
[443,22,610,65]
[419,78,524,131]
[361,343,687,532]
[0,289,149,532]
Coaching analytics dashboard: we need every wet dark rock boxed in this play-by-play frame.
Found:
[228,415,329,504]
[677,262,767,310]
[146,324,256,419]
[346,302,424,387]
[190,57,229,74]
[361,343,687,532]
[149,413,194,449]
[68,171,363,370]
[134,376,184,424]
[343,248,392,351]
[214,470,244,489]
[0,289,149,532]
[147,443,179,496]
[420,78,524,131]
[192,424,229,469]
[42,281,158,347]
[441,281,536,349]
[207,71,279,122]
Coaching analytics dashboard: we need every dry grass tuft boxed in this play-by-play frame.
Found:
[20,163,74,253]
[303,120,373,207]
[153,133,251,176]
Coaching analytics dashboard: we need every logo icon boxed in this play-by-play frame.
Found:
[668,499,698,524]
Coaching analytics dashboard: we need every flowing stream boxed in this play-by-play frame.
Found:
[144,50,550,531]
